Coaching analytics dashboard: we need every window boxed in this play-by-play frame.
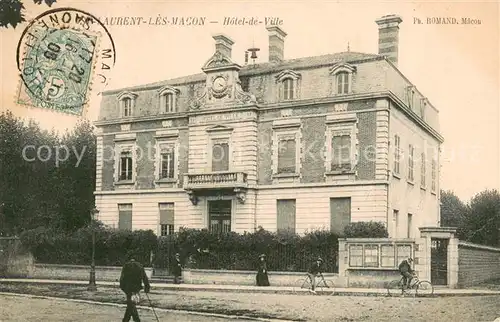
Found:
[407,213,413,238]
[159,203,174,236]
[277,199,296,233]
[381,245,395,267]
[420,98,427,120]
[405,86,415,108]
[117,91,138,117]
[408,144,414,182]
[325,115,357,174]
[275,70,301,101]
[212,142,230,172]
[278,137,297,173]
[393,209,399,238]
[163,93,175,112]
[421,153,426,187]
[331,133,352,171]
[123,98,132,117]
[208,200,231,234]
[330,197,351,234]
[160,144,175,179]
[396,245,412,265]
[393,135,401,175]
[347,243,414,269]
[364,245,379,267]
[336,72,349,94]
[119,151,133,181]
[118,204,132,230]
[431,160,437,192]
[349,245,363,267]
[158,85,180,114]
[329,62,355,95]
[283,78,294,100]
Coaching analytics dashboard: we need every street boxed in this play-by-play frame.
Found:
[0,295,255,322]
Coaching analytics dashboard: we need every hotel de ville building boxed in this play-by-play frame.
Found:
[94,15,443,239]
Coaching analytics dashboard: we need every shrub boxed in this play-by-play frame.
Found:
[20,221,157,267]
[343,221,388,238]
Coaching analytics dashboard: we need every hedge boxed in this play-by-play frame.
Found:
[20,222,157,267]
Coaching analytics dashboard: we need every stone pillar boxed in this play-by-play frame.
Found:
[448,237,459,288]
[337,239,349,287]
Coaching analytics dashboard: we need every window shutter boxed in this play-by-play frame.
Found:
[331,134,351,170]
[277,199,296,233]
[159,203,174,225]
[278,139,296,173]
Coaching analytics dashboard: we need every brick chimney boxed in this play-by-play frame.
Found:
[266,26,287,63]
[375,15,403,66]
[213,34,234,58]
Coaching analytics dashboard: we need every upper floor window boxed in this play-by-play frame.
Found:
[408,144,414,182]
[275,70,301,101]
[329,62,356,95]
[278,137,297,173]
[160,144,176,179]
[113,134,137,185]
[420,98,427,120]
[206,125,233,173]
[431,160,437,192]
[120,151,133,181]
[325,114,358,174]
[117,91,138,118]
[393,134,401,176]
[421,152,426,188]
[158,85,180,113]
[405,85,415,109]
[212,141,230,172]
[154,130,180,185]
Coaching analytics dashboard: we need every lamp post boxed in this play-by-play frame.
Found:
[88,207,99,291]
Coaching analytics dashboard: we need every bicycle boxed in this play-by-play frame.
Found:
[293,273,335,295]
[387,274,434,297]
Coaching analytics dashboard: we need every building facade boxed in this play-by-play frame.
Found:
[94,15,444,238]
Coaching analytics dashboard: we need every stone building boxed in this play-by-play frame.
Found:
[94,14,443,239]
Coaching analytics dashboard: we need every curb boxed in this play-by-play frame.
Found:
[0,292,296,322]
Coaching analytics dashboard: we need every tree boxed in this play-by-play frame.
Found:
[0,0,56,29]
[440,190,467,229]
[461,189,500,247]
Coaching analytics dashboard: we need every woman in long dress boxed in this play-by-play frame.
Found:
[256,254,270,286]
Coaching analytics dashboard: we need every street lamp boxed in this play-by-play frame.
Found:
[88,207,99,291]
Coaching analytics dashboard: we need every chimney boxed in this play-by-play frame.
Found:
[213,34,234,58]
[266,26,287,63]
[375,14,403,66]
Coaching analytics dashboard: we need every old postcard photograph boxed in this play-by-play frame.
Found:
[0,0,499,321]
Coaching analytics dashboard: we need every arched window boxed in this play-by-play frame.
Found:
[158,86,180,113]
[275,70,301,102]
[329,63,356,96]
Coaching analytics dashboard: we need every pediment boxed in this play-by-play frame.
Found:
[329,62,356,75]
[275,69,301,82]
[205,124,234,133]
[117,90,138,100]
[202,51,241,72]
[158,85,180,95]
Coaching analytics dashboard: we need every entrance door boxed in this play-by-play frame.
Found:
[430,238,449,285]
[208,200,232,234]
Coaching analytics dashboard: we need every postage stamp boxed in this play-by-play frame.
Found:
[16,8,116,116]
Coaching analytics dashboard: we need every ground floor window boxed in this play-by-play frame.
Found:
[159,202,174,236]
[208,199,231,234]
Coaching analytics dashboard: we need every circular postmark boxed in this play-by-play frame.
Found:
[16,8,116,116]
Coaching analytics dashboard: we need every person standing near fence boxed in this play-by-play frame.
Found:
[172,252,183,284]
[256,254,270,286]
[119,256,151,322]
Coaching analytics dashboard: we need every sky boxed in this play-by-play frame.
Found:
[0,0,498,202]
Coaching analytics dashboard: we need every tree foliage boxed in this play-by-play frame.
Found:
[343,221,388,238]
[440,190,468,229]
[0,111,96,235]
[0,0,56,29]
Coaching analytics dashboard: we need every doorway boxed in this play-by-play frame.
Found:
[430,238,449,285]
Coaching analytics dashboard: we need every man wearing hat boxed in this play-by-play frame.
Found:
[256,254,270,286]
[119,256,150,322]
[307,257,324,294]
[172,253,183,284]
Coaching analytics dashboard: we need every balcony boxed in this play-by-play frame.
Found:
[183,172,248,205]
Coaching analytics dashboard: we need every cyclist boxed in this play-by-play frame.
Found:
[398,257,415,290]
[307,257,324,294]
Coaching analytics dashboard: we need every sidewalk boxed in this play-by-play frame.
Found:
[2,278,500,296]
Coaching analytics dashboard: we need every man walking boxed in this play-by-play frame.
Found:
[172,253,183,284]
[120,256,151,322]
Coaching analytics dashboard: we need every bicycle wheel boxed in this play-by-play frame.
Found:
[387,279,403,297]
[317,279,336,295]
[416,280,434,297]
[292,277,311,294]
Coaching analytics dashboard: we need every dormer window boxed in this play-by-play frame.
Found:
[158,85,180,113]
[329,62,356,95]
[275,70,301,101]
[405,85,415,109]
[117,91,138,118]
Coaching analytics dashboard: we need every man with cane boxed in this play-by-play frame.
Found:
[119,255,151,322]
